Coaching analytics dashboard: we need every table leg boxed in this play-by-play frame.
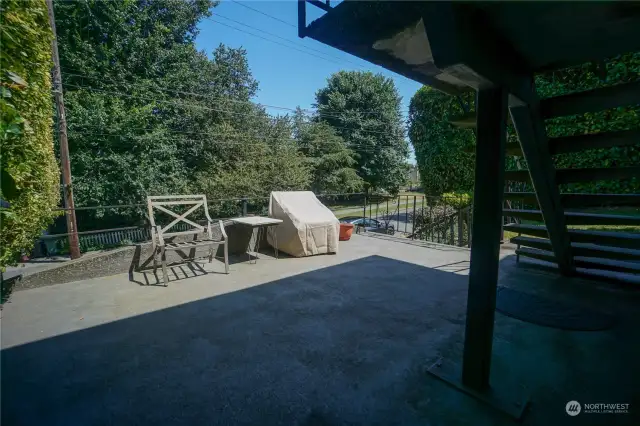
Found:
[271,225,279,259]
[252,226,260,264]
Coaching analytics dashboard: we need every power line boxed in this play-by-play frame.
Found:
[61,68,410,119]
[207,17,352,68]
[62,82,406,137]
[66,131,396,154]
[210,12,365,69]
[228,0,297,28]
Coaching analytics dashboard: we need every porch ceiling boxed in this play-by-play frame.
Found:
[303,1,640,95]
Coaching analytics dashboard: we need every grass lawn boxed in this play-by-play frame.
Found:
[332,198,418,220]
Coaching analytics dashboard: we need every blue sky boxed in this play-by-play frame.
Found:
[195,0,422,163]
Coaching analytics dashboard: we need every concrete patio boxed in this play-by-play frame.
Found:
[1,234,638,425]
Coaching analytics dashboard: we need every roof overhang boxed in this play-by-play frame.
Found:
[300,1,640,104]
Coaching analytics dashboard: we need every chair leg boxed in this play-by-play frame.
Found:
[160,247,169,286]
[153,248,158,271]
[208,245,214,263]
[224,242,229,274]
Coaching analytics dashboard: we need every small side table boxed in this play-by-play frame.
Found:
[231,217,283,263]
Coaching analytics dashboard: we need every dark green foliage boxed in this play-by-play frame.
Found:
[410,53,640,196]
[294,110,363,194]
[536,53,640,194]
[53,0,313,228]
[408,87,475,195]
[315,71,409,194]
[0,0,60,267]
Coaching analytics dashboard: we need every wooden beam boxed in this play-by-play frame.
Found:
[450,112,514,130]
[504,192,640,208]
[509,103,575,274]
[516,247,640,275]
[512,236,640,261]
[540,81,640,118]
[560,193,640,208]
[505,167,640,184]
[550,129,640,155]
[498,128,640,157]
[505,223,640,249]
[504,209,640,226]
[505,142,523,156]
[462,86,508,391]
[298,0,306,38]
[449,112,476,128]
[307,0,332,12]
[556,167,640,184]
[504,170,531,182]
[421,3,533,105]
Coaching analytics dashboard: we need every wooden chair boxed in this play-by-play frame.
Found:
[147,195,229,286]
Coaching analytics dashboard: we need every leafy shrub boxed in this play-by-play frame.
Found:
[0,0,60,268]
[441,191,472,209]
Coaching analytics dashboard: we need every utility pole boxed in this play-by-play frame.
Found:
[46,0,81,259]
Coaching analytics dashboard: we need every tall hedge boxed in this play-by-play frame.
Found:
[408,87,475,195]
[409,54,640,196]
[0,0,60,267]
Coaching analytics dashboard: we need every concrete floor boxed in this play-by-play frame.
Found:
[1,235,638,425]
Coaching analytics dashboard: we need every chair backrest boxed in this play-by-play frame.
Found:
[147,195,212,238]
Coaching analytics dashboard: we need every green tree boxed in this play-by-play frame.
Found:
[408,87,475,195]
[0,0,60,267]
[294,110,363,194]
[53,0,311,227]
[315,71,409,193]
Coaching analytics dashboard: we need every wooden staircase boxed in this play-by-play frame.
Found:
[502,81,640,283]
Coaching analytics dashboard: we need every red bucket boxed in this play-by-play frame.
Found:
[339,223,354,241]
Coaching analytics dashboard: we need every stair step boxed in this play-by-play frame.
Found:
[511,236,640,261]
[450,112,513,129]
[492,128,640,157]
[505,142,523,156]
[549,129,640,155]
[504,192,640,208]
[504,223,640,249]
[503,209,640,226]
[556,167,640,184]
[449,112,476,128]
[516,247,640,275]
[540,80,640,118]
[504,167,640,184]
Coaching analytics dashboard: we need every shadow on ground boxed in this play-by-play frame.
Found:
[2,255,638,425]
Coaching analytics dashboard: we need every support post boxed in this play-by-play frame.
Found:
[411,196,416,240]
[462,86,508,390]
[242,198,248,216]
[297,0,306,38]
[46,0,80,260]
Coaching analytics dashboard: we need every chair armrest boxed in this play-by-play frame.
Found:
[218,220,228,240]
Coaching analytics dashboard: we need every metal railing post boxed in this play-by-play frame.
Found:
[404,195,408,234]
[458,209,464,247]
[362,196,367,233]
[411,196,416,240]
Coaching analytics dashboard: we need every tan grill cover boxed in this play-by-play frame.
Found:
[267,191,339,257]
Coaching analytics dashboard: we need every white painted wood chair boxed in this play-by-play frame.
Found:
[147,195,228,286]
